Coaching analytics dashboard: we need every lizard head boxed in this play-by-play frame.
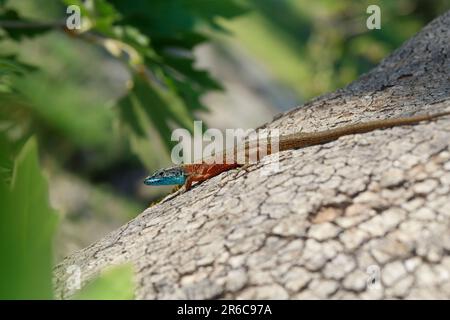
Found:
[144,166,186,186]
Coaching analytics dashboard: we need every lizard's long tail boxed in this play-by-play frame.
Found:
[216,111,450,164]
[277,110,450,151]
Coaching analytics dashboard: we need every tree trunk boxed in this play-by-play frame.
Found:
[54,11,450,299]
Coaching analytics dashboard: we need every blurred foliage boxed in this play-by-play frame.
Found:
[0,0,246,170]
[72,264,135,300]
[222,0,449,100]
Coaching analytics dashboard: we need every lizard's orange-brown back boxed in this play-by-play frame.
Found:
[183,163,240,176]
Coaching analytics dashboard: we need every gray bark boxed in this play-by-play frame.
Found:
[54,11,450,299]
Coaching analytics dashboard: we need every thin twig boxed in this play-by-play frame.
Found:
[0,20,66,29]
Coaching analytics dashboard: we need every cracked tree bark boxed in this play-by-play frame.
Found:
[54,11,450,299]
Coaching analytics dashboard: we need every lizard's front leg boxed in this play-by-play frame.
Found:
[184,175,194,191]
[184,174,210,191]
[183,164,241,191]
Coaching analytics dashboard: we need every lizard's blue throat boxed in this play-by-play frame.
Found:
[144,167,186,186]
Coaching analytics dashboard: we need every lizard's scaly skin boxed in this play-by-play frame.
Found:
[148,111,450,191]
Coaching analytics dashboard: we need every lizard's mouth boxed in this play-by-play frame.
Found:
[143,176,157,185]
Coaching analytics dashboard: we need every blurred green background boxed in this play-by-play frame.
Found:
[0,0,448,299]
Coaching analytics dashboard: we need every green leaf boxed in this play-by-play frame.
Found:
[110,0,246,38]
[0,55,36,93]
[109,0,195,38]
[0,133,12,182]
[162,55,221,91]
[0,137,58,299]
[118,76,192,145]
[183,0,248,24]
[117,90,146,137]
[72,264,135,300]
[0,57,30,75]
[153,31,207,50]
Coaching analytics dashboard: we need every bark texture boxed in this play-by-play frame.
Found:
[54,11,450,299]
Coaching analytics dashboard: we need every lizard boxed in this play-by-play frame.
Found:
[144,110,450,192]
